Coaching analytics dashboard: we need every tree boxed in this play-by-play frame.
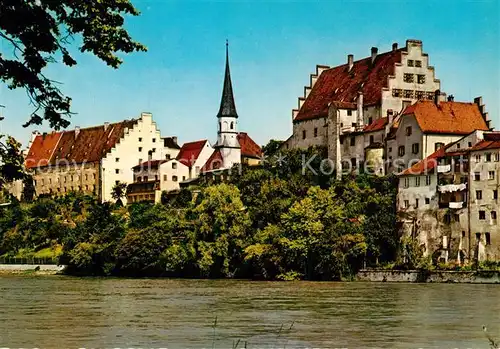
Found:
[111,181,127,206]
[0,135,27,184]
[0,0,147,129]
[261,139,284,157]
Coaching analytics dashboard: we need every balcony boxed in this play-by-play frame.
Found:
[341,126,355,134]
[449,202,464,209]
[437,164,451,173]
[438,183,467,193]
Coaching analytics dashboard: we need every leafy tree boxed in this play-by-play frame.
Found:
[111,181,128,206]
[0,135,27,185]
[0,0,147,129]
[261,139,284,157]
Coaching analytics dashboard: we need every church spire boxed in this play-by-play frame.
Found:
[217,40,238,118]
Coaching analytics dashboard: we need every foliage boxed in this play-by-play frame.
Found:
[0,146,403,280]
[111,181,128,206]
[0,0,146,129]
[0,135,27,184]
[261,139,284,156]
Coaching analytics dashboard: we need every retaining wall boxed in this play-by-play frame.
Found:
[356,269,500,283]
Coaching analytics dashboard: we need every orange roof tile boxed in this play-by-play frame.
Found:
[402,100,489,135]
[237,132,262,159]
[25,120,137,168]
[295,49,402,122]
[201,149,224,172]
[364,117,388,133]
[399,146,447,176]
[176,140,208,167]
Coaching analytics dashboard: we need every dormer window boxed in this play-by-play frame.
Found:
[415,60,422,67]
[407,59,414,67]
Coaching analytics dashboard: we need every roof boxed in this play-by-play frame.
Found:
[25,132,62,168]
[217,43,238,119]
[132,159,169,171]
[201,149,224,172]
[25,120,138,169]
[399,146,448,176]
[176,140,208,167]
[364,117,388,133]
[295,48,403,122]
[402,100,489,135]
[237,132,262,158]
[163,137,180,149]
[470,133,500,151]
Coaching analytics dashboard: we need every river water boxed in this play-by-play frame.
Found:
[0,276,499,349]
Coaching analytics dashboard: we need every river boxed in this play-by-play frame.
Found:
[0,276,498,349]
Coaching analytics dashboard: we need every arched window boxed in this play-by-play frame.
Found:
[230,121,234,130]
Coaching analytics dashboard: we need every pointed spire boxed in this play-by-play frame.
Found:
[217,40,238,118]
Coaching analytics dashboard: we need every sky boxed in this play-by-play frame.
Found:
[1,0,499,148]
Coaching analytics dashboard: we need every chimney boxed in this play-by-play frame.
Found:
[371,47,378,64]
[172,136,178,144]
[104,122,110,131]
[75,126,80,138]
[447,95,454,102]
[347,54,354,71]
[434,89,441,106]
[387,109,394,125]
[357,91,364,129]
[392,43,398,51]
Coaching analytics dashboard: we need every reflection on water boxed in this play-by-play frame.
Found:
[0,277,499,348]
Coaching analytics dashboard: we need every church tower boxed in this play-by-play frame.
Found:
[215,41,241,169]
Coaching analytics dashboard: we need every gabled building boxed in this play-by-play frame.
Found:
[25,112,179,202]
[397,130,500,264]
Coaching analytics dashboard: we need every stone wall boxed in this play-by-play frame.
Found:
[357,269,500,283]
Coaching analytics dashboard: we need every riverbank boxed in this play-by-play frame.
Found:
[357,269,500,283]
[0,264,66,275]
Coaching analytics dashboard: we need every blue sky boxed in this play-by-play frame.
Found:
[1,0,499,147]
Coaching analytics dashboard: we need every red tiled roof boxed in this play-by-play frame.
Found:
[25,120,137,168]
[25,132,62,169]
[402,100,489,135]
[399,146,447,176]
[176,140,208,167]
[295,49,403,122]
[237,132,262,158]
[132,159,169,171]
[470,139,500,152]
[364,117,388,133]
[201,149,224,172]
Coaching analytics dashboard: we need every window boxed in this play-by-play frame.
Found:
[454,214,460,222]
[468,142,473,148]
[314,128,318,137]
[350,137,355,146]
[369,135,374,144]
[138,137,142,142]
[398,146,405,156]
[476,233,481,242]
[172,175,178,182]
[163,175,167,181]
[474,172,481,181]
[403,73,414,83]
[485,233,491,245]
[489,171,495,180]
[404,178,409,188]
[138,147,143,152]
[415,176,421,187]
[230,122,234,130]
[115,169,120,174]
[462,231,466,238]
[166,154,171,160]
[494,190,498,200]
[492,211,497,220]
[152,148,156,153]
[479,211,486,220]
[392,89,402,98]
[115,158,120,162]
[476,190,482,200]
[456,143,461,149]
[347,110,352,116]
[475,154,481,162]
[406,126,412,136]
[415,60,422,67]
[426,175,431,185]
[415,199,419,208]
[435,143,444,151]
[415,90,425,100]
[444,214,451,224]
[388,147,393,153]
[417,74,426,84]
[93,174,96,180]
[407,59,414,67]
[152,138,156,143]
[495,153,500,162]
[403,90,414,99]
[172,162,177,169]
[302,130,306,140]
[351,158,357,168]
[137,176,142,182]
[85,174,88,181]
[404,200,409,208]
[115,180,119,185]
[425,198,430,205]
[486,153,492,162]
[144,176,148,181]
[412,143,419,154]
